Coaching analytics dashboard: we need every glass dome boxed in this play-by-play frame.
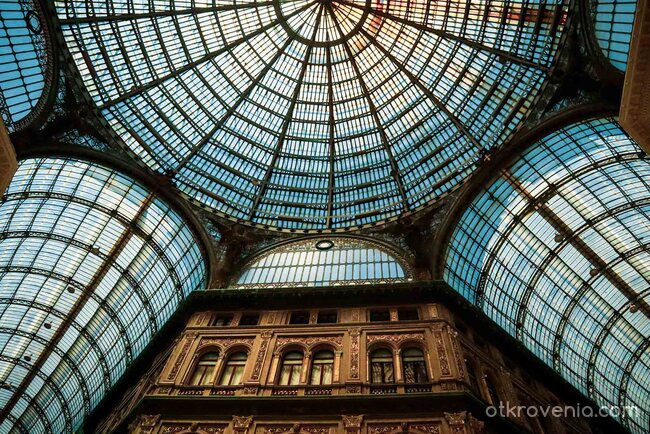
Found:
[444,117,650,434]
[0,0,51,130]
[0,158,207,433]
[56,0,570,230]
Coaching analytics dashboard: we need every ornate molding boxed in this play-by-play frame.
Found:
[620,0,650,153]
[349,328,361,379]
[368,422,440,434]
[432,330,452,377]
[167,333,198,381]
[232,415,254,434]
[444,412,483,434]
[276,335,343,349]
[251,331,272,381]
[366,332,425,347]
[264,424,330,434]
[131,414,160,434]
[160,423,226,434]
[342,415,363,433]
[410,423,441,434]
[449,332,464,379]
[197,336,255,350]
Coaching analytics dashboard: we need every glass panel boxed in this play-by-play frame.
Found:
[234,238,410,288]
[55,0,570,230]
[444,117,650,434]
[0,158,207,433]
[593,0,637,70]
[0,0,50,129]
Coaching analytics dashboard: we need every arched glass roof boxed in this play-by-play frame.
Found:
[235,237,411,288]
[0,0,50,130]
[0,158,207,433]
[56,0,569,230]
[592,0,637,70]
[444,117,650,433]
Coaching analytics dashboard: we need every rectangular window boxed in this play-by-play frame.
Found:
[209,314,233,327]
[317,311,338,324]
[239,313,260,326]
[289,311,310,324]
[369,309,391,322]
[398,308,419,321]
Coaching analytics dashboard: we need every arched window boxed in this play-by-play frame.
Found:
[190,352,219,386]
[370,349,394,384]
[279,351,304,386]
[235,238,412,288]
[219,352,248,386]
[401,348,427,384]
[310,350,335,385]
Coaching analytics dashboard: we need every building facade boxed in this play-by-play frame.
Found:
[90,284,621,434]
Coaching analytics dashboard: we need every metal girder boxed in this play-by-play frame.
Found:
[585,284,649,412]
[356,27,484,153]
[550,243,650,379]
[0,230,158,337]
[474,150,645,307]
[325,37,336,229]
[95,2,316,111]
[0,194,155,427]
[502,169,650,318]
[326,1,410,213]
[58,2,276,24]
[0,265,134,362]
[1,190,186,303]
[618,337,650,427]
[0,297,113,391]
[248,5,324,221]
[172,27,304,173]
[0,355,68,434]
[0,327,91,416]
[516,197,650,341]
[334,0,551,71]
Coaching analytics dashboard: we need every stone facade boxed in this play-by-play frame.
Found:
[0,118,16,196]
[96,301,599,434]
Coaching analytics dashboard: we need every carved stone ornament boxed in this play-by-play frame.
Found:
[168,334,198,381]
[276,335,343,349]
[410,423,441,434]
[368,424,400,434]
[366,332,425,347]
[251,331,272,381]
[197,337,255,350]
[345,384,361,394]
[433,330,451,376]
[342,415,363,429]
[349,328,361,379]
[467,415,484,433]
[264,425,330,434]
[160,424,192,434]
[131,414,160,434]
[232,415,254,432]
[444,411,467,427]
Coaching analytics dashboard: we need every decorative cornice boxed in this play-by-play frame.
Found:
[276,335,343,350]
[367,332,425,347]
